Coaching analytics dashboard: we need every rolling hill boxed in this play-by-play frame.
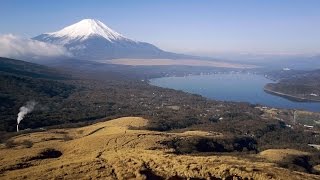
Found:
[0,117,319,179]
[0,57,69,80]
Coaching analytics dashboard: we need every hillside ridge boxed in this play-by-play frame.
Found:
[0,117,319,180]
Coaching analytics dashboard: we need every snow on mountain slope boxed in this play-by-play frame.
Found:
[33,19,179,60]
[41,19,126,44]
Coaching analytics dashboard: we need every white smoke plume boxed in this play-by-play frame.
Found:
[17,101,37,125]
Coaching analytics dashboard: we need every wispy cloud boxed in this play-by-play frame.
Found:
[0,34,72,60]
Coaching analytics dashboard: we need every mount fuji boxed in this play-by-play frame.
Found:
[33,19,188,60]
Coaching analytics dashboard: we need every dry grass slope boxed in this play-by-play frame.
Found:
[0,117,319,180]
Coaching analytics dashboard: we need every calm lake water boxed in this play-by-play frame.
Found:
[150,73,320,112]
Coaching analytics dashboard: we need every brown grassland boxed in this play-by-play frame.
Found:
[0,117,319,180]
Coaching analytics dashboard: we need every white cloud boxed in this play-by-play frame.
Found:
[0,34,72,60]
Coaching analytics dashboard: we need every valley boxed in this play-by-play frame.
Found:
[1,56,320,179]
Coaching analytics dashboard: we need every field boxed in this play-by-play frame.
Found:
[106,58,258,68]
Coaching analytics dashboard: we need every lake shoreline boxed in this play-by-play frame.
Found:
[263,86,320,103]
[150,73,320,112]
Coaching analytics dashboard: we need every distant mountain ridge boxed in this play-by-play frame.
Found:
[33,19,191,60]
[0,57,69,80]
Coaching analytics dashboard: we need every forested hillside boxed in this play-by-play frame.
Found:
[0,57,319,154]
[265,69,320,101]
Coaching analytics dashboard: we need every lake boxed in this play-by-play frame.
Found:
[149,73,320,112]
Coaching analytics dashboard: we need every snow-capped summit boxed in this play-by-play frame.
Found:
[45,19,126,44]
[33,19,180,60]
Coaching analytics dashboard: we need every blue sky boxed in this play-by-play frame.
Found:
[1,0,320,55]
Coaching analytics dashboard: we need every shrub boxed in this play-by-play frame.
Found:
[5,139,16,148]
[21,140,33,148]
